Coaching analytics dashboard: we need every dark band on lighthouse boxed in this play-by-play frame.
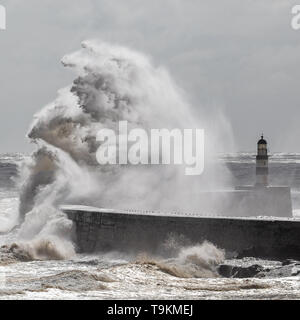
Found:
[256,134,269,186]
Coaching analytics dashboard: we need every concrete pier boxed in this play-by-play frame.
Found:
[62,205,300,260]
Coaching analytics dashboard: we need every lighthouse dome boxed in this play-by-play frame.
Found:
[258,135,267,145]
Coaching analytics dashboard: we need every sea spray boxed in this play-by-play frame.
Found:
[0,197,19,234]
[135,241,225,278]
[9,40,233,260]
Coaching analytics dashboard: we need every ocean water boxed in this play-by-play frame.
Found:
[0,152,300,300]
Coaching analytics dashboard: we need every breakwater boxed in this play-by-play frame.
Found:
[62,205,300,260]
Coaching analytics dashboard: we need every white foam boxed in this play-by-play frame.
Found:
[0,197,19,233]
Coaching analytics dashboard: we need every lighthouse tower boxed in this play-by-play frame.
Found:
[256,134,269,187]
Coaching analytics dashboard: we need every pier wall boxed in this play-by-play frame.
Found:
[63,206,300,260]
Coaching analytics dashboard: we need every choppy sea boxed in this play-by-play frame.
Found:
[0,152,299,300]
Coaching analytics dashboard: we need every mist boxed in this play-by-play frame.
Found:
[5,40,235,259]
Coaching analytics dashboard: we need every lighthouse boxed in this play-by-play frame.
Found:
[256,134,269,187]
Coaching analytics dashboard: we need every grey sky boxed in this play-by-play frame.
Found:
[0,0,299,153]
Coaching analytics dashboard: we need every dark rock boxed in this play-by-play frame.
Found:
[217,264,234,278]
[218,263,263,278]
